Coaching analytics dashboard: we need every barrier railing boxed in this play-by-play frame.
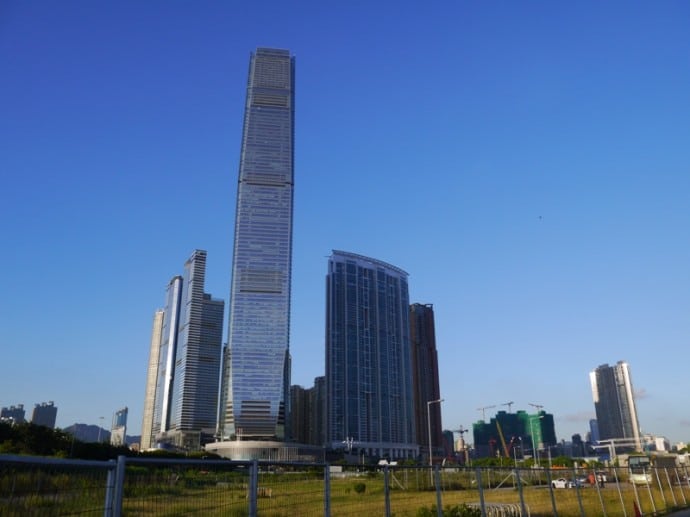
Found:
[2,454,690,516]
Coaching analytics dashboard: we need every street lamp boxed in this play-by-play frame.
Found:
[427,399,444,468]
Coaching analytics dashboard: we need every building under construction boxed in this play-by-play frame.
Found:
[473,410,557,459]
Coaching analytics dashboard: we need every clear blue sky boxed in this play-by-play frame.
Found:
[2,1,689,445]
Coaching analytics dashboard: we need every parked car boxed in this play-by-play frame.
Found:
[552,478,569,489]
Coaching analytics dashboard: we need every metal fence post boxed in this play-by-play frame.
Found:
[515,467,527,517]
[111,455,126,517]
[248,460,258,517]
[384,465,391,517]
[434,466,442,517]
[103,459,116,517]
[475,468,486,517]
[545,467,558,517]
[323,464,331,517]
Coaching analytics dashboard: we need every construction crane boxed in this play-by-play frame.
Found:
[528,402,544,413]
[496,420,517,458]
[501,401,514,413]
[476,405,496,421]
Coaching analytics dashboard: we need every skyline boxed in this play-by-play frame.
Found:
[2,2,689,445]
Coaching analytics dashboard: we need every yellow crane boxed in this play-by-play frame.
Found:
[495,420,512,458]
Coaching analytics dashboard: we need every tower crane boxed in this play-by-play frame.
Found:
[528,403,544,413]
[495,420,514,458]
[476,405,496,422]
[501,401,514,413]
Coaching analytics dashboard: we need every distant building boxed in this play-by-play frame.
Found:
[409,303,442,462]
[31,401,57,429]
[149,250,224,451]
[111,407,128,447]
[141,310,164,450]
[325,250,417,460]
[642,434,670,452]
[0,404,26,424]
[473,409,556,459]
[289,385,310,444]
[589,419,600,443]
[590,361,642,451]
[310,376,326,447]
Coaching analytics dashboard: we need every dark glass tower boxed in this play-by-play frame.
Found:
[325,251,417,460]
[410,303,442,459]
[219,48,295,440]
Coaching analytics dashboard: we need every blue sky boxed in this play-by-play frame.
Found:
[2,1,689,445]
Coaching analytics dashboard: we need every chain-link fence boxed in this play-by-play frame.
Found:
[2,454,690,516]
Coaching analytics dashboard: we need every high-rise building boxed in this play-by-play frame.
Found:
[141,310,164,450]
[472,409,556,459]
[31,401,57,429]
[310,376,326,447]
[111,407,128,447]
[149,250,224,450]
[0,404,26,424]
[289,385,310,444]
[409,303,442,461]
[325,251,417,460]
[590,361,642,450]
[218,48,295,441]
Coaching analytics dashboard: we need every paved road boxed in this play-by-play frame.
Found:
[668,510,690,516]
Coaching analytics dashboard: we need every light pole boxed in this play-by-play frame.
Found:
[427,399,444,468]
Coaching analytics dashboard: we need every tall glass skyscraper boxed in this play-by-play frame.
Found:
[410,303,442,459]
[325,251,418,459]
[141,309,164,450]
[590,361,642,450]
[148,250,224,450]
[218,48,295,441]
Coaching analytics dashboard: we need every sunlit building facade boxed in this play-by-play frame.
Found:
[590,361,642,450]
[325,251,418,459]
[218,48,295,441]
[149,250,224,450]
[141,310,164,450]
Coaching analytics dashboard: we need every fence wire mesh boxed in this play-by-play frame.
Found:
[2,454,690,516]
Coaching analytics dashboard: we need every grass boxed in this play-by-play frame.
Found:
[3,464,690,516]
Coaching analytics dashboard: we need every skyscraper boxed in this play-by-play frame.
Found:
[218,48,295,441]
[409,303,442,460]
[325,251,418,460]
[31,402,57,429]
[148,250,224,450]
[111,407,128,447]
[0,404,26,424]
[590,361,642,451]
[141,310,164,450]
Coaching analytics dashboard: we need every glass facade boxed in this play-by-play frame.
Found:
[590,361,642,450]
[219,48,295,440]
[325,251,417,459]
[149,250,224,448]
[409,303,442,455]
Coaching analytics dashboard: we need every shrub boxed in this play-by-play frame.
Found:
[353,482,366,494]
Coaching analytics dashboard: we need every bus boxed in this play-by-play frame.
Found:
[627,454,652,485]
